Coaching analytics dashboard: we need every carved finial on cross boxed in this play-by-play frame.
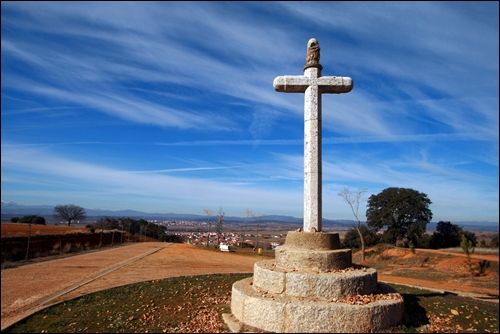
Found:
[304,38,323,71]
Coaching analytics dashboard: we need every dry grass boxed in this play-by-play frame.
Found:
[439,247,499,255]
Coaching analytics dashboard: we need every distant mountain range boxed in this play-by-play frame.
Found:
[1,200,498,231]
[0,200,351,225]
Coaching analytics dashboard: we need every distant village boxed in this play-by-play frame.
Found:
[74,218,288,250]
[149,219,286,250]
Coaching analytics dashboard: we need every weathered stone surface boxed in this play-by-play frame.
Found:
[368,298,405,332]
[275,246,352,271]
[272,75,353,94]
[284,267,377,299]
[253,260,286,294]
[232,277,287,333]
[282,231,340,250]
[304,38,322,70]
[285,301,372,332]
[230,280,246,321]
[253,260,377,300]
[273,38,353,233]
[231,276,404,333]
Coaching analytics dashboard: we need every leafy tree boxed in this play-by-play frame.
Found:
[430,221,463,249]
[342,225,380,250]
[490,233,499,248]
[462,230,477,247]
[460,233,481,276]
[380,228,399,245]
[10,217,19,223]
[366,187,432,246]
[120,217,136,238]
[136,219,148,240]
[338,187,368,261]
[429,221,477,249]
[53,204,87,226]
[415,233,432,248]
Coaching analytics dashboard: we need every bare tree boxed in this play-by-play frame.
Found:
[255,214,266,250]
[96,217,107,247]
[247,210,265,251]
[203,209,213,247]
[243,208,253,248]
[118,217,124,244]
[338,187,368,261]
[216,207,225,247]
[53,204,87,226]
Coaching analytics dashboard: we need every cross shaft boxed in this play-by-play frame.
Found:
[273,39,353,232]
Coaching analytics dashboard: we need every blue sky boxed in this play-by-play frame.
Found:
[1,2,498,222]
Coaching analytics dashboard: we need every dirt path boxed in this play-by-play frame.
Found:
[414,248,499,262]
[1,243,268,330]
[57,243,271,302]
[2,243,168,330]
[378,274,499,300]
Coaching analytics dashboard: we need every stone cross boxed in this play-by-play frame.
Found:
[273,38,353,233]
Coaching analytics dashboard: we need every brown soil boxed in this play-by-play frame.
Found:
[1,242,498,331]
[1,223,153,264]
[357,247,499,299]
[1,223,90,237]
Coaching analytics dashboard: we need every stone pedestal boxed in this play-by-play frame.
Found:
[230,231,404,333]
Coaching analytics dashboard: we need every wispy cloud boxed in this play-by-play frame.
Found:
[1,2,498,221]
[156,132,491,146]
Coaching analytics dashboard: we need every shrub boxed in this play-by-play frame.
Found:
[490,233,499,248]
[19,215,46,225]
[341,225,380,249]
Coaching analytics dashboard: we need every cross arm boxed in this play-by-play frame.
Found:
[273,76,309,93]
[318,76,353,94]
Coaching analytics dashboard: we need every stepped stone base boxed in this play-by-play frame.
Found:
[230,231,404,332]
[232,277,404,333]
[275,246,352,271]
[253,260,377,300]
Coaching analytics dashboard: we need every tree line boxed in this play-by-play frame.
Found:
[9,205,183,243]
[88,216,177,242]
[339,187,498,255]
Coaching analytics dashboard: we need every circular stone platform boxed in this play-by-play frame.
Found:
[231,277,404,333]
[283,231,341,249]
[253,260,378,300]
[230,230,404,332]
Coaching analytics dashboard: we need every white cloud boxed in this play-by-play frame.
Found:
[1,2,498,222]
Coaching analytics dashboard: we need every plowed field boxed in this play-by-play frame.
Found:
[1,223,89,237]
